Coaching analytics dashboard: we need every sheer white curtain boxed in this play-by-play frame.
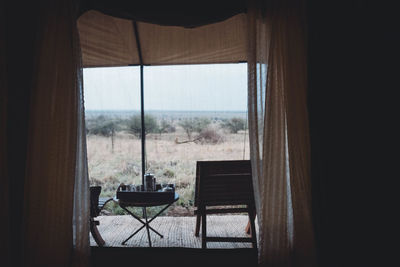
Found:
[247,0,317,266]
[73,25,91,266]
[22,0,89,266]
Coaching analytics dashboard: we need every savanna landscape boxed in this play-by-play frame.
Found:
[86,110,249,216]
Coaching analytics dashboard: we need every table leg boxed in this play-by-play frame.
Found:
[120,205,162,236]
[119,203,173,245]
[121,222,163,245]
[122,225,144,245]
[147,203,172,225]
[143,207,152,247]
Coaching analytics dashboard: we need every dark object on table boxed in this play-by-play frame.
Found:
[163,183,175,192]
[155,183,162,191]
[90,186,113,246]
[144,173,156,191]
[194,160,257,249]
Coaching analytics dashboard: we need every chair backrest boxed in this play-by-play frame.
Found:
[90,186,102,217]
[194,160,255,207]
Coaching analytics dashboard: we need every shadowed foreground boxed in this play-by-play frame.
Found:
[91,215,258,267]
[91,215,258,248]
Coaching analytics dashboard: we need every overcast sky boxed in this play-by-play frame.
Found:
[83,63,247,111]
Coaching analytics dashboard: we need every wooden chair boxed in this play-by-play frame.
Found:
[90,186,113,246]
[194,160,257,249]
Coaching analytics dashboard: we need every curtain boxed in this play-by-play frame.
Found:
[247,0,317,266]
[21,0,89,266]
[73,10,91,267]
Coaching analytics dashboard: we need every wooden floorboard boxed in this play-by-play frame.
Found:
[91,215,258,249]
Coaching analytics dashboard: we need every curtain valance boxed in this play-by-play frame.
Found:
[78,1,248,67]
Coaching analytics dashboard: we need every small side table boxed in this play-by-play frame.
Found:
[116,192,179,247]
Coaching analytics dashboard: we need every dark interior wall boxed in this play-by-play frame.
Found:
[4,1,39,264]
[307,1,399,266]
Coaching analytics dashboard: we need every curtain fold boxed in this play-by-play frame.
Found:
[247,0,316,266]
[72,7,91,267]
[22,0,89,266]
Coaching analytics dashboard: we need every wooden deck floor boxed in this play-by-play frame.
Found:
[91,215,258,249]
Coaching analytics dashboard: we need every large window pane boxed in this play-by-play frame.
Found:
[84,66,142,198]
[143,63,249,215]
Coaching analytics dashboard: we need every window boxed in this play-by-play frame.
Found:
[84,63,249,216]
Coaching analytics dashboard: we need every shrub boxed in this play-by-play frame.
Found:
[91,121,116,136]
[163,169,175,178]
[101,175,120,193]
[120,162,140,176]
[158,119,176,135]
[196,126,225,144]
[178,117,211,140]
[128,114,159,138]
[87,116,119,152]
[87,116,119,137]
[222,117,246,133]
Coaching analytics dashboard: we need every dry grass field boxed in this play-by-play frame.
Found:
[87,127,249,216]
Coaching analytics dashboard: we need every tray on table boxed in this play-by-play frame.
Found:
[116,191,177,206]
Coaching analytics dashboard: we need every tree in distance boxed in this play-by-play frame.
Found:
[128,114,159,138]
[89,121,117,137]
[87,116,119,152]
[158,119,176,136]
[178,117,211,140]
[222,117,246,133]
